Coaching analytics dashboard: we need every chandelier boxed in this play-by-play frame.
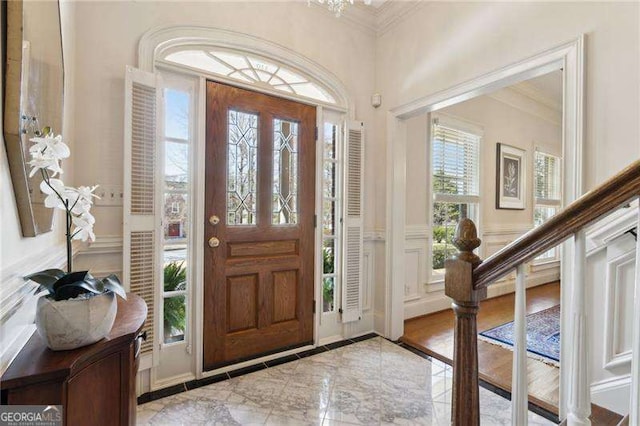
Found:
[312,0,372,17]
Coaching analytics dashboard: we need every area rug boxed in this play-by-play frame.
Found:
[479,305,560,367]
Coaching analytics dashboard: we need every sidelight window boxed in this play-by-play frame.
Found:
[322,121,341,313]
[162,84,192,344]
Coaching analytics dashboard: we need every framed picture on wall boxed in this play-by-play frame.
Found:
[496,143,526,210]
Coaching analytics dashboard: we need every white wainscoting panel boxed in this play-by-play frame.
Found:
[402,224,560,320]
[603,236,637,370]
[74,235,124,279]
[0,243,70,376]
[404,225,428,302]
[362,244,374,311]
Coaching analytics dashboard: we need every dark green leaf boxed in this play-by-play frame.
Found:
[25,269,66,288]
[52,271,89,292]
[164,262,187,292]
[102,274,127,300]
[54,280,102,301]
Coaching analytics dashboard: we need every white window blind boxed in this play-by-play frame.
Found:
[432,122,480,202]
[534,151,561,205]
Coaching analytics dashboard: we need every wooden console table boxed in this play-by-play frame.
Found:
[1,293,147,426]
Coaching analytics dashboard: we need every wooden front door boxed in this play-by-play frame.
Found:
[203,81,316,370]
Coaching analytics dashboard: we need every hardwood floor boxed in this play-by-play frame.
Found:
[402,282,561,415]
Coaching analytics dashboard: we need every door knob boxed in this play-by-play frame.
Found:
[208,237,220,248]
[209,215,220,226]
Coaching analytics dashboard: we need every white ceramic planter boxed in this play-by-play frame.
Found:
[35,292,117,351]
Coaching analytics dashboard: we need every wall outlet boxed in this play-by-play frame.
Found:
[94,184,124,206]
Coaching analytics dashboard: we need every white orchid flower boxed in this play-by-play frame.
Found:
[28,151,64,177]
[39,179,68,209]
[28,134,70,177]
[30,135,70,160]
[66,185,99,215]
[71,213,96,242]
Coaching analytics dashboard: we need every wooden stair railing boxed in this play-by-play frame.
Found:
[444,159,640,425]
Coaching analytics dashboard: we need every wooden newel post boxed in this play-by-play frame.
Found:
[444,218,486,425]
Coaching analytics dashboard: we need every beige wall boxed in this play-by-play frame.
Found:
[68,1,378,239]
[376,1,640,231]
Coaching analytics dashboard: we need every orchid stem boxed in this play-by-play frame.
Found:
[40,169,73,273]
[65,200,72,273]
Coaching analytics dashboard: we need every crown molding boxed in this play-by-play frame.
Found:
[375,1,425,36]
[308,1,377,35]
[307,1,425,37]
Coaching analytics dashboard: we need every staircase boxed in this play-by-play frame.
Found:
[444,160,640,425]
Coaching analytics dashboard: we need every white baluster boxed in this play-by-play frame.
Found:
[512,263,528,425]
[629,208,640,424]
[567,230,591,425]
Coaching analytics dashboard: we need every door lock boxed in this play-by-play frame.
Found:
[209,215,220,226]
[208,237,220,248]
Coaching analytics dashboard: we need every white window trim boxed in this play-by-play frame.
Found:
[320,114,344,318]
[533,148,563,264]
[428,113,483,284]
[138,26,352,113]
[158,72,197,353]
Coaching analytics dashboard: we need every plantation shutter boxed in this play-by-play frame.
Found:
[431,120,480,202]
[341,121,364,323]
[534,150,562,206]
[123,66,161,364]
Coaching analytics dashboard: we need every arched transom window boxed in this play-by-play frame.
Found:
[163,49,337,104]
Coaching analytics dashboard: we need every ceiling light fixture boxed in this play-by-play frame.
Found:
[311,0,372,17]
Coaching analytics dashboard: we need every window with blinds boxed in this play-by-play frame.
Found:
[432,123,480,200]
[534,150,562,261]
[431,119,481,277]
[534,151,561,205]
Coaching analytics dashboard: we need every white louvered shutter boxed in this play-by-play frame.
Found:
[341,121,364,323]
[123,66,161,364]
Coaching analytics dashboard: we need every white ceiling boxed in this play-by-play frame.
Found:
[525,71,563,107]
[512,70,563,111]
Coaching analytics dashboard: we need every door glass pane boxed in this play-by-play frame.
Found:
[165,89,190,140]
[272,119,299,224]
[227,110,258,225]
[324,123,336,159]
[323,239,335,274]
[323,277,335,313]
[163,295,186,343]
[323,199,335,236]
[323,161,335,198]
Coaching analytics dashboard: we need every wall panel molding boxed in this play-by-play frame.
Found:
[0,243,70,376]
[603,247,636,370]
[587,201,638,256]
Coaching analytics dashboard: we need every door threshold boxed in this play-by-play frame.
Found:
[138,332,379,405]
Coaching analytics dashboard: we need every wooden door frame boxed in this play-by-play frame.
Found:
[202,82,317,370]
[138,27,354,390]
[190,77,349,379]
[384,36,585,419]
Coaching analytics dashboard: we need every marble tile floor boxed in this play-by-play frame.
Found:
[137,337,554,425]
